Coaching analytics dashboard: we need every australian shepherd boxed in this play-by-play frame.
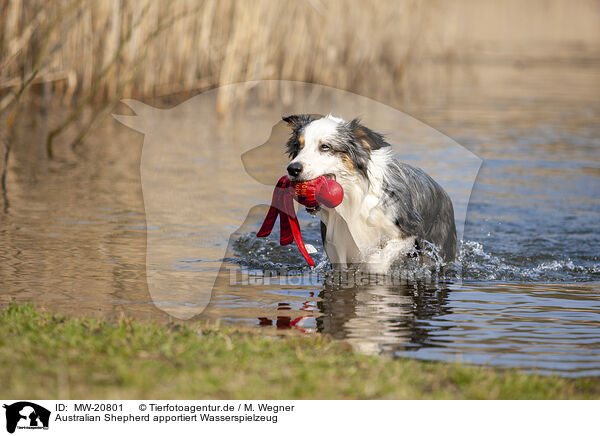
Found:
[282,114,457,273]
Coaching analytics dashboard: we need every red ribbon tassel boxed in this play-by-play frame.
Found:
[256,176,315,266]
[257,175,344,267]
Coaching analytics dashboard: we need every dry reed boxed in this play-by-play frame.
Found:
[0,0,598,156]
[2,0,597,105]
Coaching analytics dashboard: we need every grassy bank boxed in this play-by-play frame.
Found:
[0,303,598,399]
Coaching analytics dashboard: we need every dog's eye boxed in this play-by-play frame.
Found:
[319,143,331,151]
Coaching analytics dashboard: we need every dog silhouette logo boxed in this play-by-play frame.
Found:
[3,402,50,433]
[113,81,481,319]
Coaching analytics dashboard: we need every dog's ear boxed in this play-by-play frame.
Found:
[349,118,389,151]
[282,114,302,127]
[282,114,320,130]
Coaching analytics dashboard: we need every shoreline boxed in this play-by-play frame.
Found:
[1,302,598,400]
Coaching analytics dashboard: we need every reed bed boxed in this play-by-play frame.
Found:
[0,0,598,155]
[0,0,423,108]
[3,0,597,106]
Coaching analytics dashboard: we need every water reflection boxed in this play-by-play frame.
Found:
[317,282,452,354]
[239,279,600,376]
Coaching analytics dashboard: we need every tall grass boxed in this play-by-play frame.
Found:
[0,0,432,108]
[0,0,420,157]
[3,0,597,106]
[0,0,598,156]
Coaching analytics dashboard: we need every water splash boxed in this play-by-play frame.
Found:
[232,232,600,283]
[459,240,600,282]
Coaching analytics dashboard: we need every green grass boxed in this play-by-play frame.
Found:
[0,302,598,399]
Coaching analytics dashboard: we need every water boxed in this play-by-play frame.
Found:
[1,60,599,377]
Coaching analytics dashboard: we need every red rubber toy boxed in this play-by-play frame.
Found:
[291,176,344,209]
[257,175,344,266]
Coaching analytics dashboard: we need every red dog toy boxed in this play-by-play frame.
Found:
[257,175,343,266]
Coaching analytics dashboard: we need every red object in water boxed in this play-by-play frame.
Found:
[256,175,344,266]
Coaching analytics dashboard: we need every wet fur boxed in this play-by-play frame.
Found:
[283,114,457,272]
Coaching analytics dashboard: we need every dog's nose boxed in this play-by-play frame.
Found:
[287,162,303,177]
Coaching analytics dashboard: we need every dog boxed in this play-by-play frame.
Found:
[282,114,456,273]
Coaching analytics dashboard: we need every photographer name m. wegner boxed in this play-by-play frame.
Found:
[52,402,296,424]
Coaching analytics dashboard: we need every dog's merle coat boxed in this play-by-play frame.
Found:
[283,114,457,268]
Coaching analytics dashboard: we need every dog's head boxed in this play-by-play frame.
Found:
[282,114,389,182]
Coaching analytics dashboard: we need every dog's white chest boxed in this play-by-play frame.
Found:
[319,200,413,273]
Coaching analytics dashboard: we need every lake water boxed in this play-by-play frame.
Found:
[1,60,599,377]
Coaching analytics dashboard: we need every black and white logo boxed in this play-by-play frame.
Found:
[3,402,50,434]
